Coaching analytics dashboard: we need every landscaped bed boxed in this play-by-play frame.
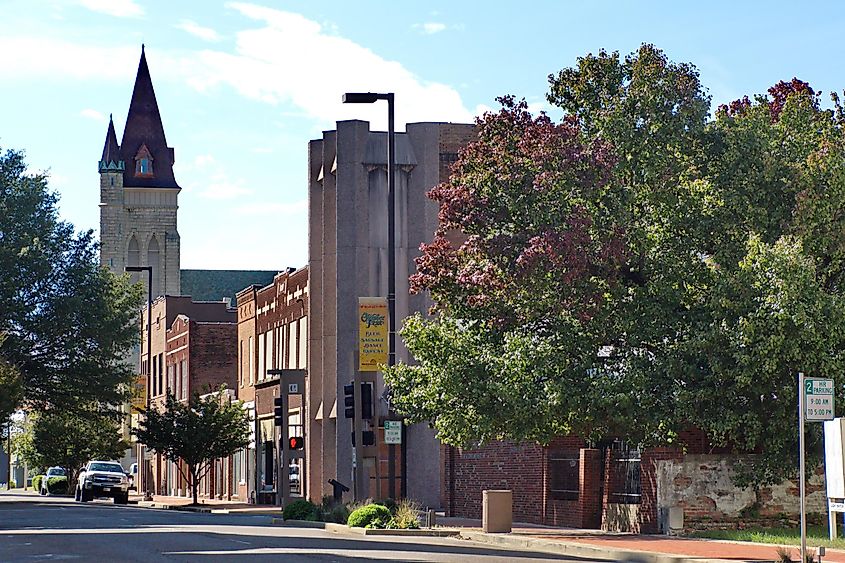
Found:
[689,525,845,550]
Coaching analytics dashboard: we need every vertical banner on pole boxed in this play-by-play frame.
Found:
[358,297,388,372]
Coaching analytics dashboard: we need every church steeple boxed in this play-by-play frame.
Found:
[118,45,180,189]
[98,114,124,173]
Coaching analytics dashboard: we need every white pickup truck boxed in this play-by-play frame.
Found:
[75,460,130,504]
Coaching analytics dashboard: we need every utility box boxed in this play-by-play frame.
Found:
[482,489,513,533]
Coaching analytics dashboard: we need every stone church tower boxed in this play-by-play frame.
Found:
[99,46,180,298]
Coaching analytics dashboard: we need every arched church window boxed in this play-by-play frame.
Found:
[127,236,140,267]
[148,235,161,296]
[134,144,154,178]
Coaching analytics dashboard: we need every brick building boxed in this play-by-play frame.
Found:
[307,120,475,506]
[443,431,827,533]
[138,296,237,498]
[235,267,308,504]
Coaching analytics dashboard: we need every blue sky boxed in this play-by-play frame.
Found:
[3,0,844,270]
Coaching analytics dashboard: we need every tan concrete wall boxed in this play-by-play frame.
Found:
[655,455,826,523]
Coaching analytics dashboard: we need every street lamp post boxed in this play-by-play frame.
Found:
[342,93,403,498]
[126,265,153,501]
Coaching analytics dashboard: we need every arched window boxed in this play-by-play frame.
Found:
[127,236,140,267]
[148,235,161,296]
[134,144,154,178]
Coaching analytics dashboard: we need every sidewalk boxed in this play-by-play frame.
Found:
[129,493,282,514]
[437,517,845,563]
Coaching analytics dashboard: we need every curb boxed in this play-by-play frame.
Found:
[272,519,460,537]
[458,531,738,563]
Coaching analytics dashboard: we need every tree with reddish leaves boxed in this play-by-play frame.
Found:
[386,44,845,489]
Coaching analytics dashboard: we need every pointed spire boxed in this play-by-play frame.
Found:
[119,45,179,189]
[99,114,124,173]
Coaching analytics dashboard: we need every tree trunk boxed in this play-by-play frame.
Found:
[190,465,198,505]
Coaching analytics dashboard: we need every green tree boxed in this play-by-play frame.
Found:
[0,147,142,422]
[385,45,845,487]
[0,350,22,424]
[134,389,250,505]
[24,411,129,491]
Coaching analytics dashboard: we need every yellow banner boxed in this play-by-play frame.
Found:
[359,297,388,372]
[131,374,147,412]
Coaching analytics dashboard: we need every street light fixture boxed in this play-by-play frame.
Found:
[126,265,153,501]
[342,92,405,498]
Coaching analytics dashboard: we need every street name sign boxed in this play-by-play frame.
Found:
[805,377,835,422]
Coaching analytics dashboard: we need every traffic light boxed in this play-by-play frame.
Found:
[288,436,304,450]
[343,383,355,418]
[343,382,373,420]
[351,431,375,446]
[361,383,373,420]
[273,397,284,426]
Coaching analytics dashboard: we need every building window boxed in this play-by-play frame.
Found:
[239,340,244,387]
[609,441,642,504]
[181,360,188,400]
[134,144,154,178]
[549,451,580,501]
[248,336,254,385]
[258,332,265,381]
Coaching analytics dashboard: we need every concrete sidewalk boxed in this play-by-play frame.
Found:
[129,493,282,514]
[437,517,844,563]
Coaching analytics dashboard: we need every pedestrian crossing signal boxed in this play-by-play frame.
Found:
[289,436,304,450]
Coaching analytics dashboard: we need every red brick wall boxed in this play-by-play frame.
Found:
[446,441,545,524]
[188,322,237,395]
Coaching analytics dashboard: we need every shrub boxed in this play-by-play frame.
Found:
[378,497,398,514]
[47,476,68,495]
[9,480,16,489]
[347,503,391,528]
[315,496,350,523]
[32,475,44,492]
[390,498,421,529]
[283,499,317,521]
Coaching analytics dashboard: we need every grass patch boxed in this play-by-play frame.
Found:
[690,525,845,550]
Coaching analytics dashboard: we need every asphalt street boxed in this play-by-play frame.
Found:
[0,491,607,562]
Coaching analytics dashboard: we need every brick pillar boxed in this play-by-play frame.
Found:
[580,448,602,529]
[639,447,681,533]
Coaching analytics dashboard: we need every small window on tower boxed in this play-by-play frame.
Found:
[134,144,154,178]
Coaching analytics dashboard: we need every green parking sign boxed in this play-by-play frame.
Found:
[804,377,835,422]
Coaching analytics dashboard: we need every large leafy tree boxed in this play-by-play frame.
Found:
[15,411,129,491]
[134,389,250,505]
[385,45,845,486]
[0,148,142,421]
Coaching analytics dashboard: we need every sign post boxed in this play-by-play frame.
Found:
[799,373,836,561]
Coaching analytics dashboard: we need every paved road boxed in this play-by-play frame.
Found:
[0,491,606,562]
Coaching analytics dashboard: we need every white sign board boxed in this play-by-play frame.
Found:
[805,377,835,421]
[824,418,845,497]
[384,420,402,444]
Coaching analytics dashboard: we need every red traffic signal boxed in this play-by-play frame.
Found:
[289,436,304,450]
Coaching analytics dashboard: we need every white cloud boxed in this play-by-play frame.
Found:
[80,108,106,121]
[0,37,136,80]
[202,178,253,200]
[181,3,473,129]
[176,20,221,42]
[78,0,143,18]
[235,199,307,216]
[413,22,446,35]
[194,154,215,167]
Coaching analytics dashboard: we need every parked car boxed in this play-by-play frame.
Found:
[128,463,138,491]
[75,461,129,504]
[40,467,67,495]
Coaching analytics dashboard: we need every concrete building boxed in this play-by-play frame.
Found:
[236,267,308,504]
[307,120,475,507]
[138,296,236,497]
